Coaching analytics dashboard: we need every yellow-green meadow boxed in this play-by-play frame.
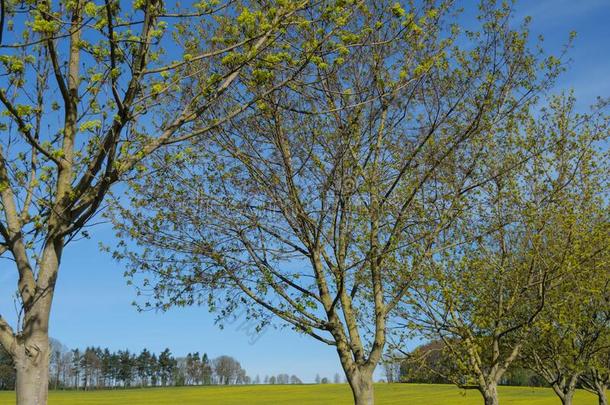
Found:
[0,384,598,405]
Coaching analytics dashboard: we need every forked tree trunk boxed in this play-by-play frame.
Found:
[0,264,54,405]
[562,392,574,405]
[480,383,499,405]
[345,368,374,405]
[13,243,59,405]
[552,384,576,405]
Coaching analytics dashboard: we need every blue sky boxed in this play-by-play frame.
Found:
[1,1,609,383]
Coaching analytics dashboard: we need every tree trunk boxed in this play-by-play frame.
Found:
[54,363,60,390]
[14,332,50,405]
[344,367,374,405]
[551,380,578,405]
[480,383,499,405]
[561,391,574,405]
[13,242,58,405]
[597,385,608,405]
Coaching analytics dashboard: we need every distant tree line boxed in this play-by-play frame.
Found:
[311,373,347,384]
[0,336,332,391]
[0,340,275,390]
[262,374,303,385]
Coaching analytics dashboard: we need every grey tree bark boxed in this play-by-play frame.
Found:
[342,364,375,405]
[562,392,574,405]
[593,382,608,405]
[583,374,609,405]
[13,243,60,405]
[14,335,50,405]
[552,383,577,405]
[480,383,499,405]
[600,390,609,405]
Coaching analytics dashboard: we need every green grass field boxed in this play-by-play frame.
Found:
[0,384,598,404]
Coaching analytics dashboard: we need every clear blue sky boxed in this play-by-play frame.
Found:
[1,0,609,383]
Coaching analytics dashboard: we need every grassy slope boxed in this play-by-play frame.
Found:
[0,384,598,404]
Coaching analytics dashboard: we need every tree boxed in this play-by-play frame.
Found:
[334,373,342,384]
[381,358,400,384]
[237,369,248,384]
[173,357,187,386]
[524,290,609,405]
[399,341,453,384]
[582,347,610,405]
[70,349,81,389]
[315,374,321,384]
[523,215,610,405]
[577,246,610,405]
[49,338,68,390]
[403,94,609,405]
[290,375,302,384]
[213,355,243,385]
[80,347,101,390]
[149,354,159,387]
[100,349,113,388]
[186,352,203,385]
[117,350,134,388]
[111,2,561,404]
[136,349,152,387]
[158,348,175,387]
[0,0,318,402]
[201,353,212,385]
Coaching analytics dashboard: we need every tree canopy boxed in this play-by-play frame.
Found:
[0,0,323,403]
[110,2,573,404]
